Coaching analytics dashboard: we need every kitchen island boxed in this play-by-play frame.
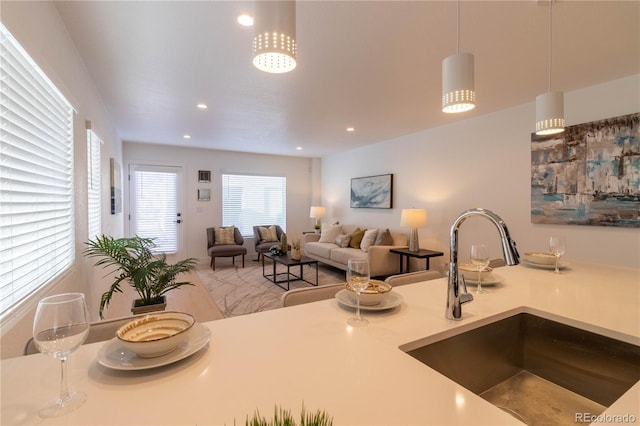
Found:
[1,262,639,425]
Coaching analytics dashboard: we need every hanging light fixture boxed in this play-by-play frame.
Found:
[535,0,565,135]
[442,0,475,113]
[252,1,297,74]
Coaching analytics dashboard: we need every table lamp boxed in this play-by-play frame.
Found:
[401,209,427,252]
[309,206,326,231]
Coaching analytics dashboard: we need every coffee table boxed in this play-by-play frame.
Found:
[262,252,319,291]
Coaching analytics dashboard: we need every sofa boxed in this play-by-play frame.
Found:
[302,224,408,277]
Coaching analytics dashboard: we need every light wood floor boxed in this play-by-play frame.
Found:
[104,270,224,322]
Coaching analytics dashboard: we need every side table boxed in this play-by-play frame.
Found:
[390,248,444,273]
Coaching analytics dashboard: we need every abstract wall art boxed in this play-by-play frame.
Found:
[350,174,393,209]
[531,113,639,227]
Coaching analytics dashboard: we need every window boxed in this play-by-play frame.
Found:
[87,128,102,240]
[222,174,286,237]
[0,24,75,319]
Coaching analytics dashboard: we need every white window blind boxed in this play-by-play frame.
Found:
[0,23,75,318]
[222,174,286,237]
[87,128,102,240]
[132,166,179,254]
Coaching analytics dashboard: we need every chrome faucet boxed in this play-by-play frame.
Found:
[446,208,520,320]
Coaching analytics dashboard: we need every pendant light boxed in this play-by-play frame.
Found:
[535,0,565,135]
[442,0,475,113]
[252,1,297,74]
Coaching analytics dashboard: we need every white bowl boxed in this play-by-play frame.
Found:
[346,279,392,305]
[458,263,494,280]
[523,252,556,266]
[116,312,195,358]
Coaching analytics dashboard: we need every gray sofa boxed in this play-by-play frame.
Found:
[302,224,408,277]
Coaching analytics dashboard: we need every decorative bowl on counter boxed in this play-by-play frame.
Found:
[458,263,494,280]
[116,311,195,358]
[345,279,392,305]
[523,252,556,266]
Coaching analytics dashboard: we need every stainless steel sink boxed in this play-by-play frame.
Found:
[400,312,640,426]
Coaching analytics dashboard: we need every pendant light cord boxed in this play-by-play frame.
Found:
[456,0,460,54]
[548,0,553,92]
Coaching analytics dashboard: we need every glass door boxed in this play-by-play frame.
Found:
[129,164,183,258]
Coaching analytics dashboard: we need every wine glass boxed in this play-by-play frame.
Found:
[33,293,90,418]
[346,259,370,327]
[470,244,490,294]
[549,236,566,274]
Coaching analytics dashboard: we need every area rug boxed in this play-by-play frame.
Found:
[197,261,346,318]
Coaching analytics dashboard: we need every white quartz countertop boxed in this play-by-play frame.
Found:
[2,262,639,425]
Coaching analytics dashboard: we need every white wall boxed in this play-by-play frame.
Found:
[123,143,316,261]
[321,75,640,270]
[1,2,123,358]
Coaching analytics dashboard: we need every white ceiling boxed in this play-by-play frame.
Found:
[54,1,639,158]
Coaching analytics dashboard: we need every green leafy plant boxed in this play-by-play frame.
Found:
[243,404,332,426]
[85,235,197,318]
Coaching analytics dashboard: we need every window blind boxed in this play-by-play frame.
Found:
[222,174,286,237]
[0,24,75,318]
[87,128,102,240]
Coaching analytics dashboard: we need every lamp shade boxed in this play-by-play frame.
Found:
[309,206,326,219]
[252,0,297,74]
[535,91,565,135]
[400,209,427,228]
[442,52,476,113]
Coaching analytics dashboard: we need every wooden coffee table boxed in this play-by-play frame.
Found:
[262,252,319,291]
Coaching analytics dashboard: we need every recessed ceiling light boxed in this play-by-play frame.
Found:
[196,103,208,109]
[237,14,254,26]
[296,146,302,150]
[346,127,355,132]
[183,134,191,139]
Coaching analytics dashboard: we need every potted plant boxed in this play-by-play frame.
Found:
[85,235,198,318]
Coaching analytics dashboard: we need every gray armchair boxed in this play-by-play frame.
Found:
[253,225,288,261]
[206,227,247,270]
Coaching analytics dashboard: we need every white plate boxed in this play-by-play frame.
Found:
[97,323,211,371]
[461,273,503,286]
[521,260,569,270]
[335,289,403,311]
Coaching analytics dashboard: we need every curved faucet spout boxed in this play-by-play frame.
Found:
[446,208,520,321]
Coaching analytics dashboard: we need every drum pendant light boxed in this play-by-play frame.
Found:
[535,0,565,135]
[442,0,475,113]
[252,1,297,73]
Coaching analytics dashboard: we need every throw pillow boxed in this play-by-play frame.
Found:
[349,228,366,248]
[214,226,236,245]
[335,233,351,248]
[258,225,278,242]
[374,228,394,246]
[318,223,343,243]
[360,228,379,252]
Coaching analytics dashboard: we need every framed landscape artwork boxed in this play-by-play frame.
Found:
[531,113,639,228]
[350,174,393,209]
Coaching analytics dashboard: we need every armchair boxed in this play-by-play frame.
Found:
[206,226,247,271]
[253,225,288,261]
